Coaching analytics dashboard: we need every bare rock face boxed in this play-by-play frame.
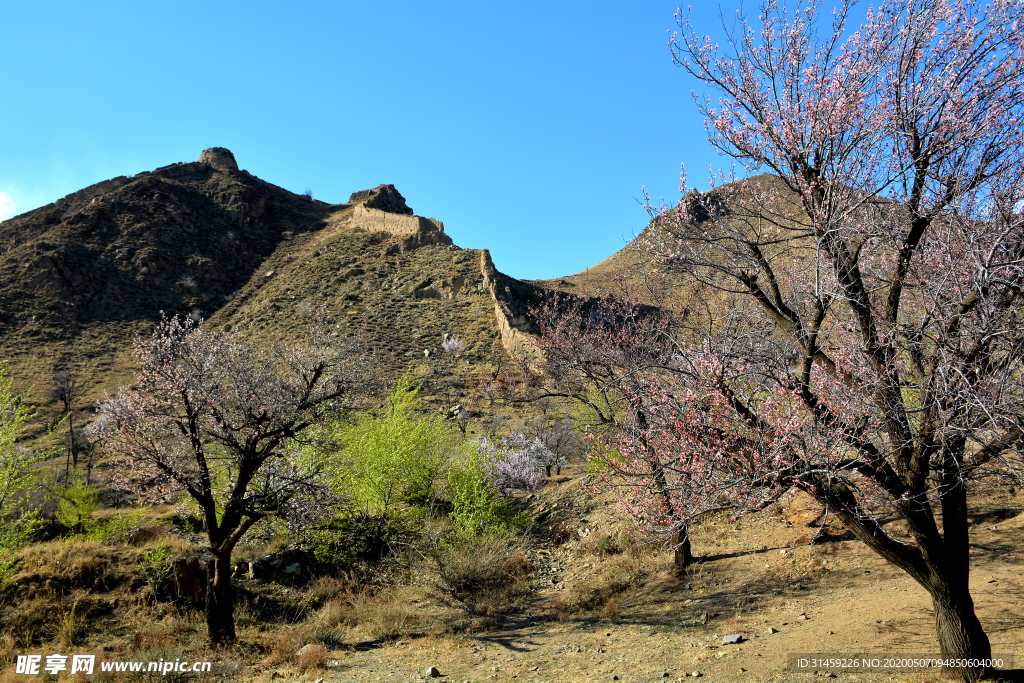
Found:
[348,183,413,215]
[199,147,239,170]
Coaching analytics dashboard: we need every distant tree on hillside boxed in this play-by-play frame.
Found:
[49,369,79,478]
[97,312,371,644]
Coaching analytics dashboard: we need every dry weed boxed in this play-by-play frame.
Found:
[348,587,421,640]
[16,539,112,585]
[433,535,534,605]
[300,573,360,609]
[259,627,305,667]
[50,598,84,647]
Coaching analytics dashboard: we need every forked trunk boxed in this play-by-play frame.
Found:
[206,553,236,644]
[930,581,991,682]
[673,527,694,575]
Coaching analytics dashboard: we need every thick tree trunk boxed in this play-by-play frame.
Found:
[206,553,236,644]
[673,527,694,576]
[929,579,991,682]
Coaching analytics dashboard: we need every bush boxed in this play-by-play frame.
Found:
[500,432,566,478]
[325,373,454,513]
[53,481,100,534]
[446,440,527,541]
[308,510,416,563]
[0,362,51,587]
[430,532,533,610]
[307,374,456,561]
[85,508,148,543]
[297,642,328,672]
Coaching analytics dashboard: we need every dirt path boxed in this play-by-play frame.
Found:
[249,481,1024,683]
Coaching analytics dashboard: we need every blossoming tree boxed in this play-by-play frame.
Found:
[97,313,371,644]
[537,0,1022,678]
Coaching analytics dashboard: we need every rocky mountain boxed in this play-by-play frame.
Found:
[0,148,550,420]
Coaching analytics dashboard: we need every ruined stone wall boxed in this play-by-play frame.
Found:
[479,249,544,369]
[349,205,452,245]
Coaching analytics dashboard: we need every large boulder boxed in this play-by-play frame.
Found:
[199,147,239,170]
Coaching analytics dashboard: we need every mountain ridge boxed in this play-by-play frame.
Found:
[0,149,551,419]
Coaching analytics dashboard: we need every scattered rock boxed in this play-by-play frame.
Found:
[662,671,671,677]
[414,285,442,299]
[424,666,441,678]
[690,672,702,678]
[723,634,744,644]
[797,613,808,621]
[766,627,778,634]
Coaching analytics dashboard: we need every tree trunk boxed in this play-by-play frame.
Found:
[68,413,78,471]
[206,553,236,644]
[930,580,991,682]
[85,448,94,487]
[673,527,694,576]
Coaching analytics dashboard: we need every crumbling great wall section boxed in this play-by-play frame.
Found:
[478,249,544,369]
[347,205,453,248]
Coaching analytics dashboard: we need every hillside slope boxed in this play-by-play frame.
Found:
[0,149,547,420]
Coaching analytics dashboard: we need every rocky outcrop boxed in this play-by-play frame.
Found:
[199,147,239,170]
[348,183,413,214]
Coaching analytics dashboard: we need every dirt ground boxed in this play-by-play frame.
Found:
[239,475,1024,683]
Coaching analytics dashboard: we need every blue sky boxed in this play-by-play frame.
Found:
[1,1,741,280]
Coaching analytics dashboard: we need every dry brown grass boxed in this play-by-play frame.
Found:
[553,533,659,619]
[347,588,421,640]
[258,627,305,668]
[50,597,84,647]
[15,539,116,586]
[432,535,534,611]
[299,574,361,610]
[308,585,424,641]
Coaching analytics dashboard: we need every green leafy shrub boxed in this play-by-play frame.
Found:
[54,481,101,534]
[446,439,526,542]
[311,374,456,560]
[85,508,148,543]
[0,362,51,587]
[326,373,454,511]
[135,542,172,601]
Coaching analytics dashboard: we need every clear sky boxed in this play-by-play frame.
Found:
[1,1,742,280]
